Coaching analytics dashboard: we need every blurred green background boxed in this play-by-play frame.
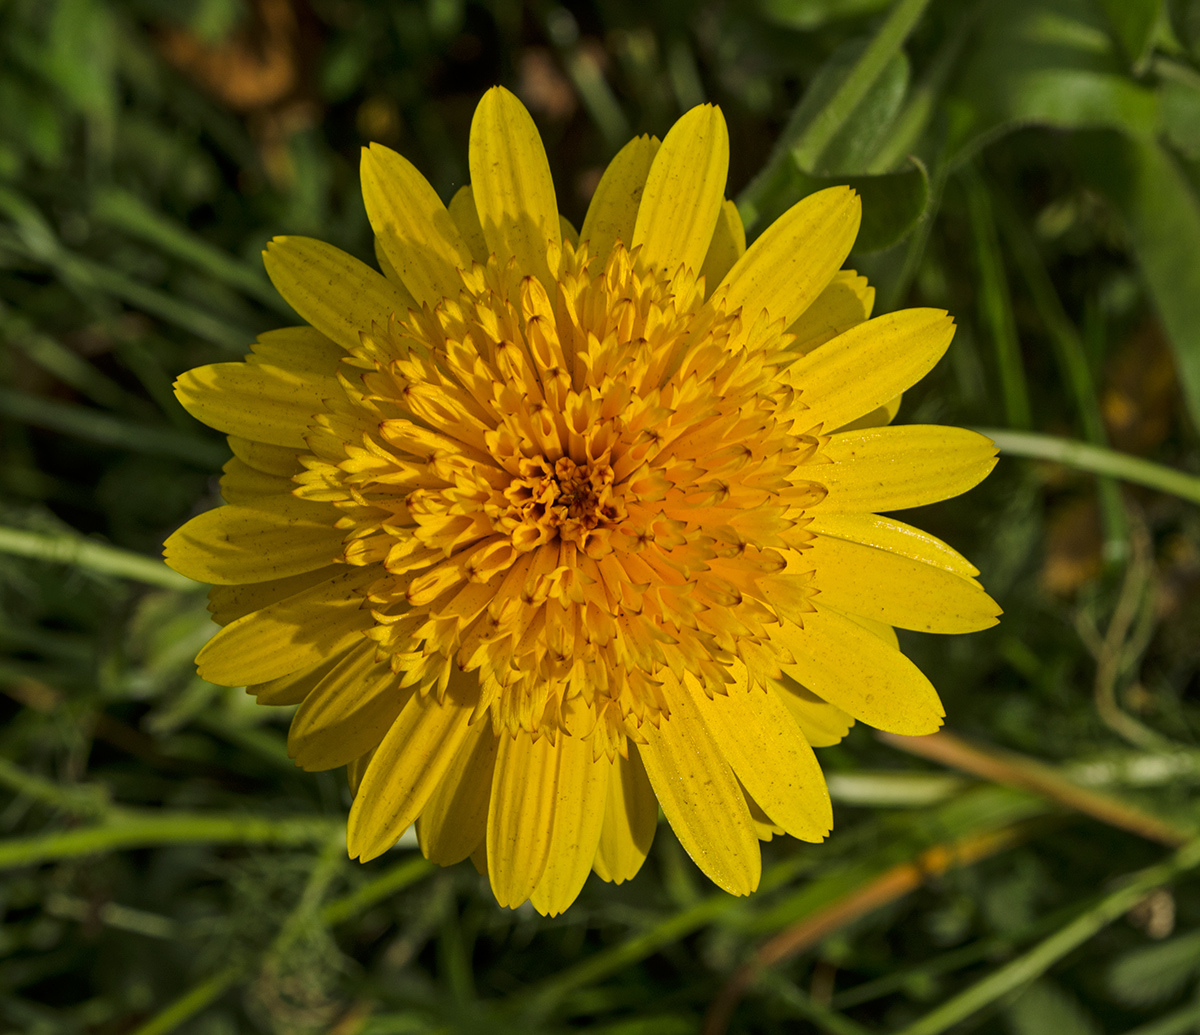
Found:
[5,0,1200,1032]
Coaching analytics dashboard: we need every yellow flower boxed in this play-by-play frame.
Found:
[165,87,1000,915]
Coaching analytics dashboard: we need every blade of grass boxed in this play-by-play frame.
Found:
[0,525,199,590]
[91,186,288,314]
[738,0,934,230]
[879,730,1192,845]
[129,855,435,1035]
[891,836,1200,1035]
[962,166,1032,429]
[757,972,872,1035]
[996,190,1129,559]
[0,387,227,467]
[1119,1000,1200,1035]
[982,429,1200,505]
[0,810,343,869]
[704,817,1043,1035]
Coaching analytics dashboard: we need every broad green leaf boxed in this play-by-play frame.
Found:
[1079,133,1200,432]
[793,157,929,252]
[1163,76,1200,159]
[1094,0,1162,66]
[945,0,1160,157]
[758,0,891,30]
[1107,929,1200,1006]
[1007,980,1101,1035]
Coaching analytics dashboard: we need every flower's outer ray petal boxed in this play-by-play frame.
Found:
[175,362,337,449]
[806,513,980,578]
[787,309,956,432]
[835,392,902,433]
[776,678,855,747]
[250,650,346,706]
[530,736,610,916]
[592,746,658,884]
[208,565,343,626]
[774,605,945,735]
[165,496,344,585]
[196,569,375,686]
[227,436,302,477]
[263,236,416,352]
[846,612,900,648]
[809,426,998,513]
[788,270,874,355]
[488,729,559,908]
[361,143,474,307]
[417,719,498,865]
[220,458,292,503]
[288,641,410,771]
[249,326,344,374]
[448,185,489,263]
[580,134,660,263]
[632,105,729,279]
[469,86,562,288]
[699,199,747,298]
[716,186,860,331]
[639,676,761,896]
[685,666,831,842]
[347,749,374,795]
[792,534,1001,633]
[374,235,401,285]
[348,672,478,861]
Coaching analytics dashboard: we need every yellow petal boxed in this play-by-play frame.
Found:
[263,236,415,352]
[787,309,955,433]
[638,675,761,896]
[699,199,746,297]
[806,513,980,578]
[715,186,860,331]
[288,640,410,771]
[228,436,302,477]
[468,86,562,288]
[684,666,831,842]
[361,143,474,306]
[487,728,558,908]
[164,495,343,585]
[196,569,375,686]
[417,719,498,865]
[448,185,488,263]
[776,679,855,747]
[249,651,344,705]
[249,326,344,376]
[579,134,660,262]
[529,735,610,916]
[175,361,338,449]
[773,605,945,735]
[809,426,998,513]
[788,269,874,355]
[794,534,1001,633]
[220,458,292,503]
[592,746,658,884]
[347,748,375,795]
[374,234,400,285]
[835,392,902,433]
[208,565,343,626]
[632,105,728,279]
[347,672,478,861]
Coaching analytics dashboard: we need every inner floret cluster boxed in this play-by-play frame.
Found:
[297,240,825,757]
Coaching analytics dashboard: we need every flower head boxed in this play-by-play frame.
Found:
[165,87,1000,914]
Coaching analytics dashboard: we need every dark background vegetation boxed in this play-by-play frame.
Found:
[4,0,1200,1032]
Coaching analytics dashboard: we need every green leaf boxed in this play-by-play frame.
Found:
[1078,133,1200,432]
[758,0,891,30]
[1094,0,1162,66]
[1007,980,1102,1035]
[794,157,930,252]
[1163,77,1200,159]
[1169,0,1200,61]
[1107,929,1200,1007]
[946,0,1160,157]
